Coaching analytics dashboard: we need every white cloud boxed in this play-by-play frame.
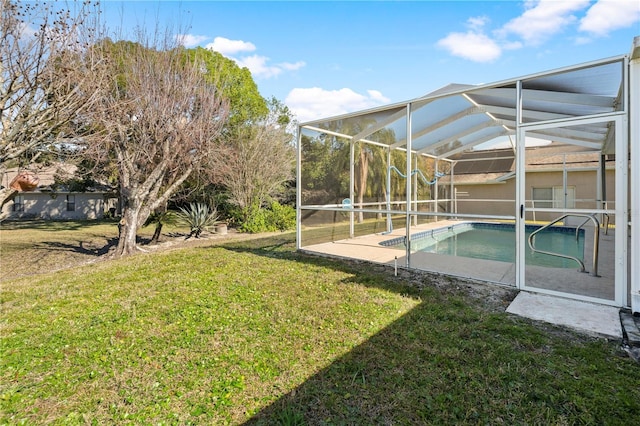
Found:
[502,40,524,51]
[233,54,279,78]
[203,37,306,80]
[499,0,590,45]
[437,31,502,62]
[233,56,306,79]
[280,61,306,71]
[18,22,37,39]
[437,0,637,63]
[467,15,491,31]
[437,0,600,62]
[175,34,208,47]
[579,0,640,36]
[367,90,388,103]
[285,87,390,123]
[437,15,502,62]
[205,36,256,55]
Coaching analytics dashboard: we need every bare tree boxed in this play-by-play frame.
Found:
[82,37,229,256]
[0,0,102,209]
[216,98,295,221]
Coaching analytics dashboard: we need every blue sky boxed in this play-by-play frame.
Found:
[101,0,640,123]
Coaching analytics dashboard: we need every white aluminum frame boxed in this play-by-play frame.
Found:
[296,45,636,311]
[630,36,640,313]
[518,114,627,306]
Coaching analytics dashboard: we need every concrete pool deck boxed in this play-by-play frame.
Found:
[301,220,626,338]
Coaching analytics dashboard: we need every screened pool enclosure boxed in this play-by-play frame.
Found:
[297,37,640,312]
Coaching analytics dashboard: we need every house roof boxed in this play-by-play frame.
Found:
[2,164,71,189]
[1,163,114,193]
[449,147,515,175]
[438,142,615,185]
[523,143,614,171]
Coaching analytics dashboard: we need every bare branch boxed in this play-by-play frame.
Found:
[215,104,295,214]
[1,0,104,208]
[77,32,230,256]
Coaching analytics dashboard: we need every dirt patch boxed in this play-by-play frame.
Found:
[0,226,259,282]
[337,257,519,314]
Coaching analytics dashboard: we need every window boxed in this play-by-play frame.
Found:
[532,186,575,209]
[12,195,24,212]
[532,188,552,208]
[66,194,75,211]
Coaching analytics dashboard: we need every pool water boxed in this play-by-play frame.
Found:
[383,223,585,269]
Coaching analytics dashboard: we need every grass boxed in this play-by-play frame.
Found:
[0,220,120,280]
[1,220,639,424]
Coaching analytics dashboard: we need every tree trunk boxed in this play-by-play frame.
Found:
[149,203,168,244]
[0,187,18,214]
[150,222,163,244]
[357,193,365,224]
[114,207,140,257]
[356,151,369,224]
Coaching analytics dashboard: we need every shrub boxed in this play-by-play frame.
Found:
[239,201,296,233]
[268,200,296,231]
[240,205,269,233]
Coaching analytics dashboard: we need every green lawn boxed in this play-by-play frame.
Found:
[1,221,638,424]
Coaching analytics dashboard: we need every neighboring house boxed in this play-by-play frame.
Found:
[438,142,616,223]
[1,164,118,220]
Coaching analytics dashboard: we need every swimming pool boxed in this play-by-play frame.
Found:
[381,222,585,268]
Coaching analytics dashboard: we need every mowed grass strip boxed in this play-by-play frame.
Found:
[1,226,639,424]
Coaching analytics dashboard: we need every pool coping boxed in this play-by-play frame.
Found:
[378,221,582,248]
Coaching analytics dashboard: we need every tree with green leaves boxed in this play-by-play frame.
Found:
[78,37,230,256]
[185,47,268,132]
[169,47,269,216]
[300,132,350,205]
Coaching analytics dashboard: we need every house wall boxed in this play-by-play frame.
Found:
[2,192,115,220]
[451,169,616,223]
[452,182,515,218]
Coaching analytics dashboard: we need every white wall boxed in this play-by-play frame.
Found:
[2,192,114,220]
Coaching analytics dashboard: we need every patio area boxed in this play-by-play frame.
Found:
[301,218,620,302]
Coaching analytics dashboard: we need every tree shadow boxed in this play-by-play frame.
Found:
[35,237,119,257]
[243,300,489,424]
[35,231,177,256]
[206,232,411,294]
[0,218,118,231]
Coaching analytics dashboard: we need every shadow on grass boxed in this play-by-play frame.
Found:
[213,231,416,295]
[35,237,119,257]
[214,233,639,424]
[34,232,176,257]
[0,218,119,231]
[243,298,639,424]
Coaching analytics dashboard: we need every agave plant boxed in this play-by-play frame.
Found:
[176,202,219,239]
